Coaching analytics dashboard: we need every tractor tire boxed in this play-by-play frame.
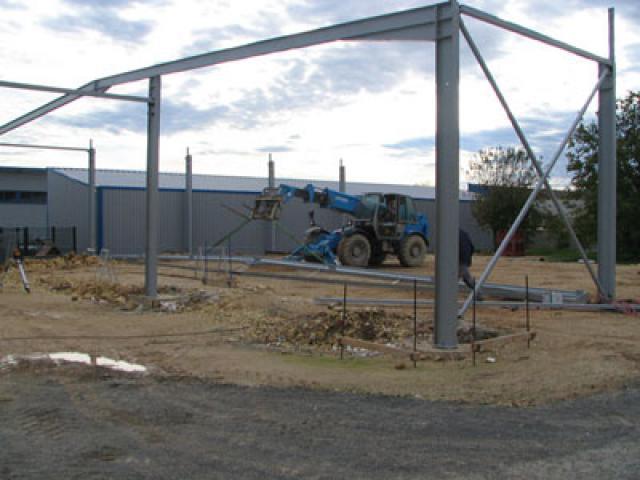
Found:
[368,251,386,267]
[398,235,427,267]
[337,233,371,267]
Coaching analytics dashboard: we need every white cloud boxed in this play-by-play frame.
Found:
[0,0,636,189]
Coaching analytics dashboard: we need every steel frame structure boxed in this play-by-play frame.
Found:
[0,140,98,251]
[0,1,616,349]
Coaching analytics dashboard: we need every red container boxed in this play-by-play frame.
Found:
[496,230,525,256]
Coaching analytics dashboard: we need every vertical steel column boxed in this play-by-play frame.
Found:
[268,153,276,252]
[339,159,347,226]
[268,153,275,188]
[185,147,193,258]
[88,140,96,252]
[434,0,460,348]
[597,8,616,301]
[145,76,161,298]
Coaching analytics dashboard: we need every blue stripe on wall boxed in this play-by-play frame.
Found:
[96,187,104,253]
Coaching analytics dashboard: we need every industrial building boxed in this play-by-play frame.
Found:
[0,165,491,256]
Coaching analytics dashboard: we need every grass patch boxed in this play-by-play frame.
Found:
[522,248,596,263]
[526,248,639,264]
[282,353,391,371]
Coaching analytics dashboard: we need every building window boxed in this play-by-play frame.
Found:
[0,191,47,204]
[0,191,18,202]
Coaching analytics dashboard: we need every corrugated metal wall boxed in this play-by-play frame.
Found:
[193,191,266,255]
[0,204,47,228]
[100,188,145,255]
[100,189,186,255]
[413,199,493,252]
[0,170,47,191]
[0,170,48,228]
[61,185,492,256]
[47,171,88,251]
[459,200,493,251]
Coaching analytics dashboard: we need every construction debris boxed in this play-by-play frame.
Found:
[26,252,100,271]
[244,306,503,354]
[472,331,537,353]
[247,308,414,348]
[40,277,217,312]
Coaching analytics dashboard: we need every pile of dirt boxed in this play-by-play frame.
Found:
[26,253,100,271]
[39,277,216,312]
[247,308,415,348]
[457,325,500,343]
[245,306,502,350]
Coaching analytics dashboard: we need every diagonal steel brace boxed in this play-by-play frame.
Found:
[459,68,610,317]
[460,20,605,301]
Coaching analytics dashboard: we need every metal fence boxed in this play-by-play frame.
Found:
[0,226,77,258]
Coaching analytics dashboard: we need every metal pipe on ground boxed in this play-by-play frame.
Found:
[314,297,640,313]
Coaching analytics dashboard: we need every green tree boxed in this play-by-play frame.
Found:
[567,90,640,261]
[467,146,544,247]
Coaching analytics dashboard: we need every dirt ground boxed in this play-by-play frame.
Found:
[1,253,639,406]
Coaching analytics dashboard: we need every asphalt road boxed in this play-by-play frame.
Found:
[1,365,639,479]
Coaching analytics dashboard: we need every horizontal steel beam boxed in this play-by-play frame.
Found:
[0,80,150,103]
[315,296,640,313]
[0,80,109,135]
[0,3,449,135]
[460,4,611,65]
[94,4,448,88]
[0,141,88,152]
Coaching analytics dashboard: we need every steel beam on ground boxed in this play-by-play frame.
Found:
[0,79,149,103]
[434,0,460,348]
[459,5,610,66]
[315,297,640,313]
[459,20,604,299]
[597,8,617,301]
[113,253,589,303]
[144,76,161,298]
[459,71,609,317]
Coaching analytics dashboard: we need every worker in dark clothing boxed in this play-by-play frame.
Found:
[459,229,475,290]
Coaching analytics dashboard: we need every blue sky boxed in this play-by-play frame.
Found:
[0,0,637,188]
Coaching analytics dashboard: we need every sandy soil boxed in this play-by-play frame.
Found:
[1,253,639,406]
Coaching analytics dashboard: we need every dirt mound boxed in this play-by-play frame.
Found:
[248,308,415,348]
[26,252,100,271]
[245,306,502,350]
[39,277,216,312]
